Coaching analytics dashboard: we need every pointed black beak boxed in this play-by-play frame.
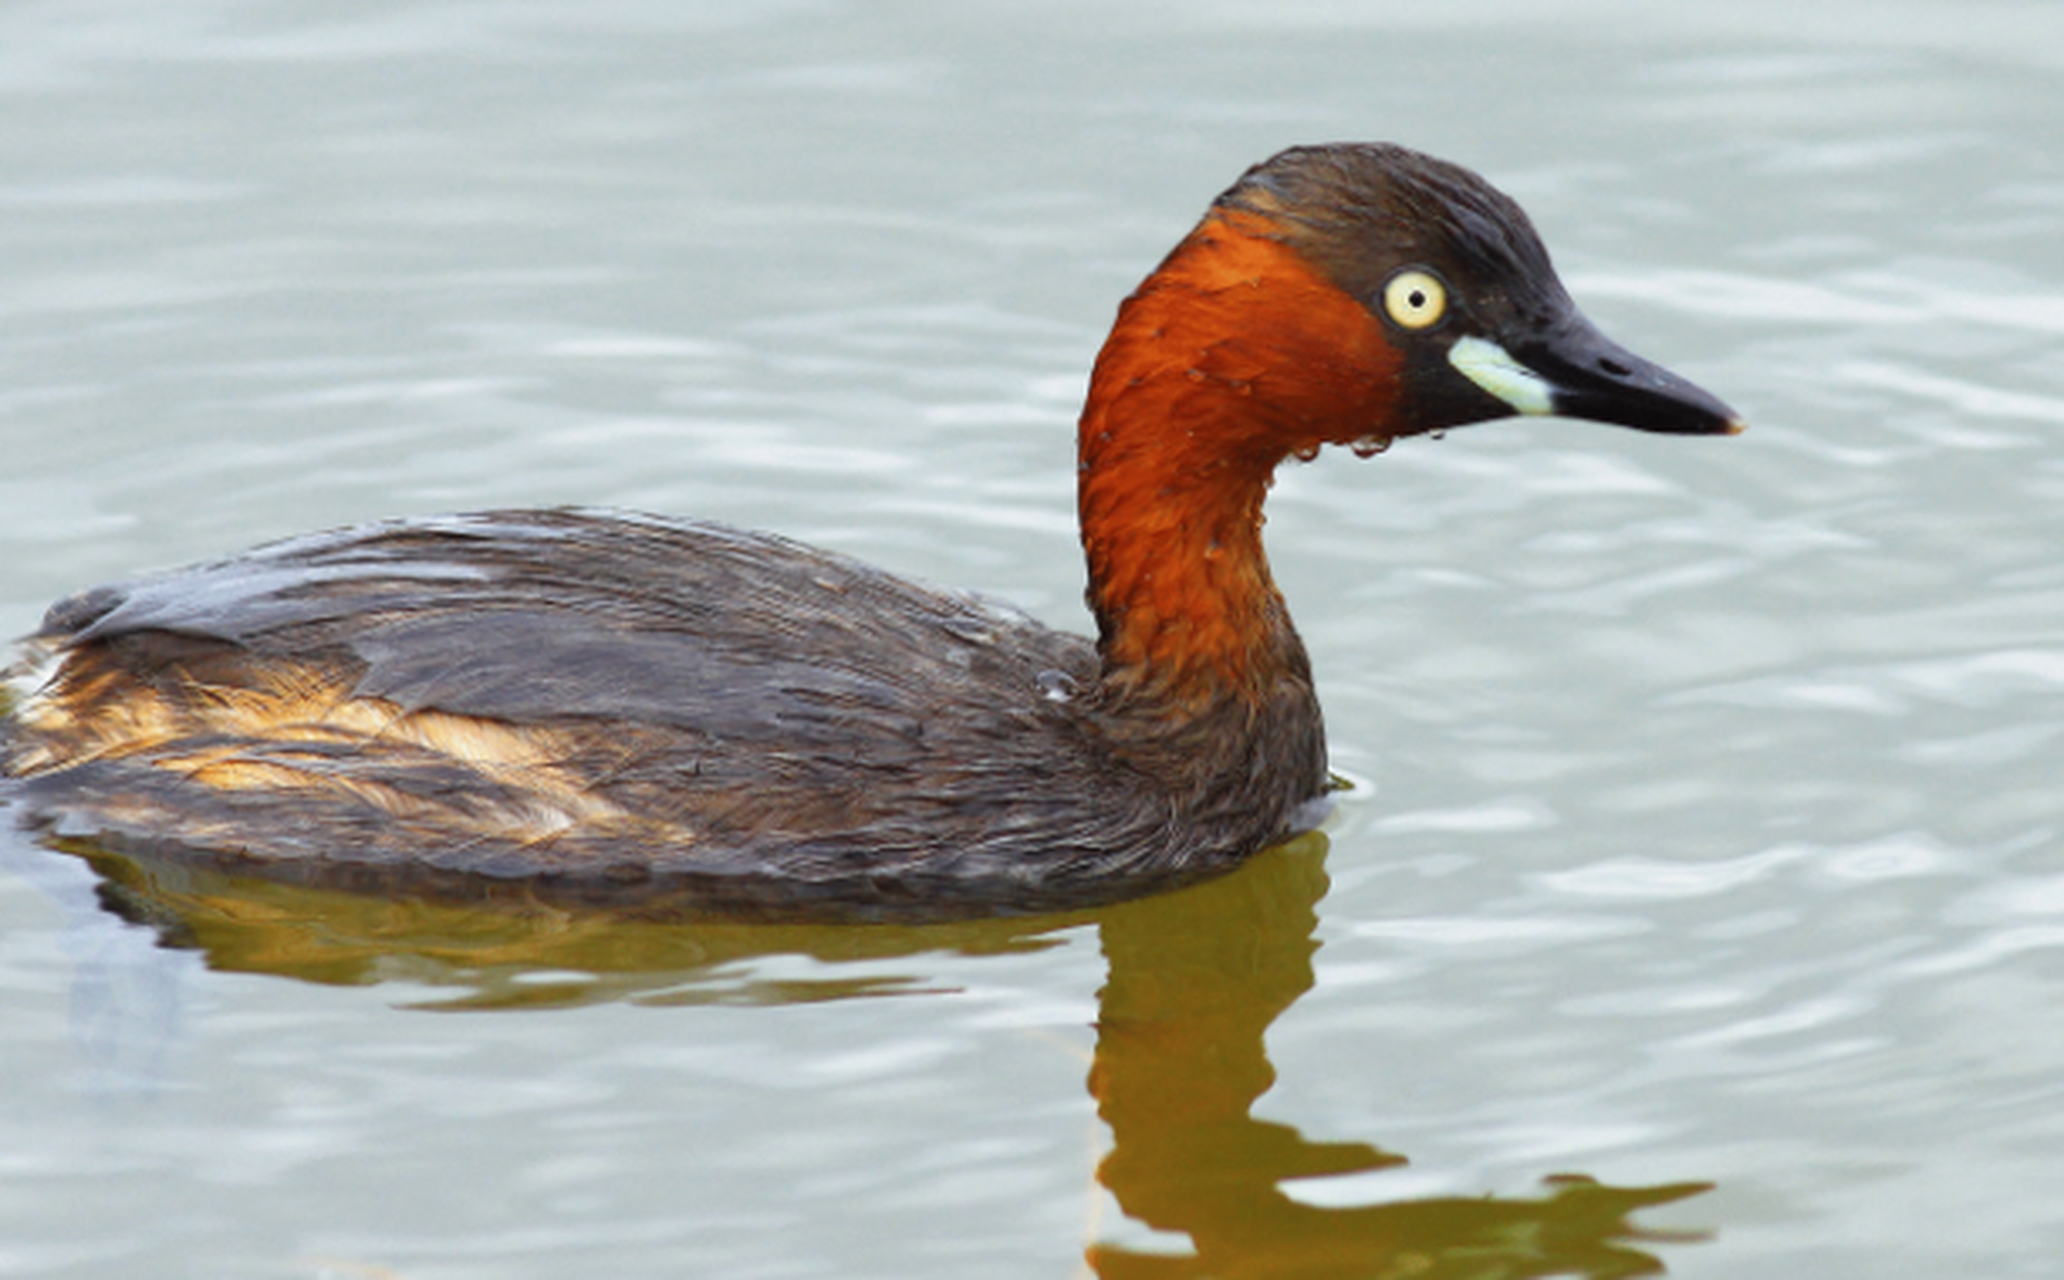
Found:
[1527,312,1743,436]
[1449,312,1745,437]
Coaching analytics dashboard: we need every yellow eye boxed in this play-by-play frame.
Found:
[1382,269,1448,330]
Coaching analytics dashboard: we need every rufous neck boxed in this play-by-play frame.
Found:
[1077,208,1399,704]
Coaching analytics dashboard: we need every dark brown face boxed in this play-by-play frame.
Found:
[1220,142,1744,440]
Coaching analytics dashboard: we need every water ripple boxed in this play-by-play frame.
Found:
[1541,848,1804,899]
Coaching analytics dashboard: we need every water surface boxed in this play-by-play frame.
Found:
[3,3,2063,1277]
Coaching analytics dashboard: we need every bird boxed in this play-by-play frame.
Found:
[1,142,1741,919]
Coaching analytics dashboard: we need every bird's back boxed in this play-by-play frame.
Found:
[5,509,1243,915]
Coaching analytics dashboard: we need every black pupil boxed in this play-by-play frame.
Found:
[1408,289,1426,309]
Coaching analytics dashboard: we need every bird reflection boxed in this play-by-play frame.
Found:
[1087,836,1708,1279]
[54,834,1710,1274]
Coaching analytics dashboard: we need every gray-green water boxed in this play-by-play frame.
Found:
[4,3,2063,1276]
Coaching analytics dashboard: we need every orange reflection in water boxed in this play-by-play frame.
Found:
[64,835,1710,1275]
[1087,839,1707,1279]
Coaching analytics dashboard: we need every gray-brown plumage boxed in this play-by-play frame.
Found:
[8,510,1326,915]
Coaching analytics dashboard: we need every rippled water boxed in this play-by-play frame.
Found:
[4,3,2063,1277]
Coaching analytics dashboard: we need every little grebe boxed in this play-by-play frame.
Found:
[3,143,1741,917]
